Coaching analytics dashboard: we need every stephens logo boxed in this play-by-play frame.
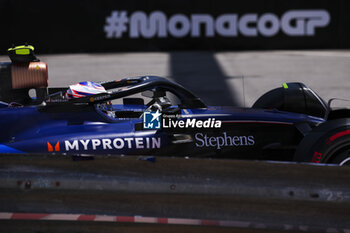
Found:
[195,132,254,149]
[143,110,162,129]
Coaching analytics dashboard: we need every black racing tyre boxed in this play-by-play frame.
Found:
[294,118,350,165]
[328,144,350,166]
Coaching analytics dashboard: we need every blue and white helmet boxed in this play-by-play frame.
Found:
[66,81,106,99]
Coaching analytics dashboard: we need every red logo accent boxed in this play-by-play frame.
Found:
[47,142,60,152]
[312,151,322,163]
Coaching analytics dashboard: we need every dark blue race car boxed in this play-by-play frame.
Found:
[1,45,350,165]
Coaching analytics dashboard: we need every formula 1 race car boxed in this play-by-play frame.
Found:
[1,45,350,165]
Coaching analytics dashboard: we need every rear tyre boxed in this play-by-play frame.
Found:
[294,119,350,165]
[328,146,350,166]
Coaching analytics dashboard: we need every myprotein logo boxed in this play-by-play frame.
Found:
[47,141,60,152]
[64,137,161,151]
[104,10,330,39]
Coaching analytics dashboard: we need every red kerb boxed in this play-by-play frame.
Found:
[116,216,135,222]
[157,218,168,224]
[77,215,96,221]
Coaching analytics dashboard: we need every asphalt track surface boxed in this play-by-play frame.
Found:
[1,155,350,232]
[2,50,349,107]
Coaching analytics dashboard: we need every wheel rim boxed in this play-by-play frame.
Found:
[339,157,350,166]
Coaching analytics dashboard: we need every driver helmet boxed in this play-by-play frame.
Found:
[66,81,115,118]
[65,81,106,99]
